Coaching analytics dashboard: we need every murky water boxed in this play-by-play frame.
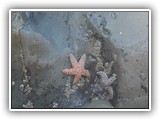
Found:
[11,11,149,109]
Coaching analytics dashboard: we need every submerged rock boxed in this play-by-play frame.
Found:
[11,11,116,108]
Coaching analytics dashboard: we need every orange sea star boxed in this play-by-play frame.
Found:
[62,54,90,84]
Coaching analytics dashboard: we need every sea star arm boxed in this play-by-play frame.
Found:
[69,54,78,68]
[107,73,116,86]
[62,68,76,75]
[73,74,81,84]
[105,86,113,100]
[79,54,86,68]
[97,71,116,86]
[97,71,108,82]
[81,69,90,77]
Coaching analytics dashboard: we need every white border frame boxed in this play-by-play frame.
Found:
[9,9,151,111]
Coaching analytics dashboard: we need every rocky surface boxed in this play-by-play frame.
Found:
[11,11,149,109]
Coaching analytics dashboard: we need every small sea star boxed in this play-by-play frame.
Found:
[62,54,90,84]
[97,71,116,100]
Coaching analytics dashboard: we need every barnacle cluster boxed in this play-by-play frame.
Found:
[52,102,59,108]
[19,65,32,95]
[64,77,87,100]
[22,100,33,108]
[88,40,117,100]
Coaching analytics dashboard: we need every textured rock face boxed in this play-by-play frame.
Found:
[11,11,149,109]
[107,12,149,108]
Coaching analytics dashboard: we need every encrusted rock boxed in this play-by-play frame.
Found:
[11,12,24,33]
[88,55,96,62]
[64,76,88,100]
[95,57,104,71]
[96,62,104,71]
[23,84,32,94]
[90,40,102,57]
